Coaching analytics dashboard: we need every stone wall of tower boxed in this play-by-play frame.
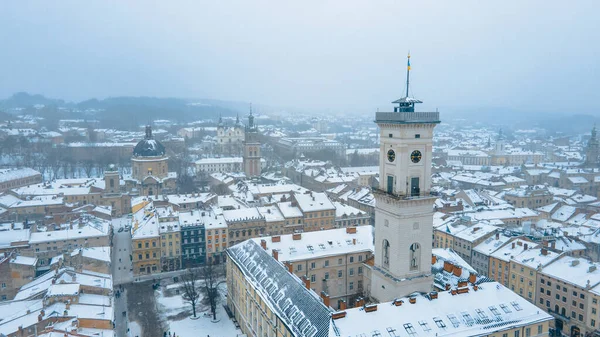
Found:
[243,142,261,177]
[373,194,435,279]
[378,123,435,196]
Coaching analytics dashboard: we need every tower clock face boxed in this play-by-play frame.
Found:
[387,149,396,162]
[410,150,422,163]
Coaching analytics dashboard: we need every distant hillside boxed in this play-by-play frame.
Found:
[0,93,244,129]
[0,92,67,110]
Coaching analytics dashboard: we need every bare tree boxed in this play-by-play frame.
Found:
[82,160,95,178]
[181,268,201,318]
[200,259,225,320]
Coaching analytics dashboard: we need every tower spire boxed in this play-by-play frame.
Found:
[406,52,411,98]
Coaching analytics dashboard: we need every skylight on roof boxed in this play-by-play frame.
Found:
[418,320,431,332]
[499,303,512,313]
[403,323,417,336]
[433,317,446,329]
[447,314,460,328]
[461,312,474,326]
[475,308,488,320]
[489,306,501,317]
[510,301,523,311]
[386,327,399,337]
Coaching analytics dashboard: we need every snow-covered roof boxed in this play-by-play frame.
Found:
[551,205,577,222]
[473,234,512,256]
[46,283,80,297]
[0,167,40,183]
[10,255,38,266]
[511,247,562,270]
[490,239,539,263]
[329,282,552,337]
[71,246,111,263]
[29,223,108,244]
[294,192,335,213]
[542,256,600,289]
[255,226,373,262]
[227,240,331,337]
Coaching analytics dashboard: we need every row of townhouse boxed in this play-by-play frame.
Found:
[130,192,370,275]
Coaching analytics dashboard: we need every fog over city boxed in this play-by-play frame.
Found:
[2,3,600,337]
[1,1,599,115]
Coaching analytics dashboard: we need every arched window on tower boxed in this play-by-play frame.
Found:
[410,243,421,271]
[382,239,390,269]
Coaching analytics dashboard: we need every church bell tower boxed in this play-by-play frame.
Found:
[370,54,441,302]
[243,104,261,178]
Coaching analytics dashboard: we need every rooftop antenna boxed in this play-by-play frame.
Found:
[406,52,411,98]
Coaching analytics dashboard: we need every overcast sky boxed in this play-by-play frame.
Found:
[1,1,598,115]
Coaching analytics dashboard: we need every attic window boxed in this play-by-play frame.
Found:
[499,303,512,313]
[382,328,399,337]
[510,301,523,311]
[389,133,393,138]
[433,317,446,329]
[403,323,416,335]
[447,314,460,328]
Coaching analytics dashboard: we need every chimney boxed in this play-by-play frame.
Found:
[38,314,43,322]
[272,235,281,243]
[393,299,404,306]
[293,233,301,241]
[352,238,356,245]
[260,239,267,250]
[332,311,347,320]
[302,275,311,289]
[285,262,292,273]
[445,283,451,291]
[495,232,500,240]
[66,302,71,310]
[432,255,437,265]
[272,249,279,261]
[346,227,356,234]
[512,242,516,249]
[524,243,528,250]
[541,248,548,256]
[473,285,479,291]
[517,241,523,246]
[589,266,597,273]
[320,291,331,308]
[339,300,347,310]
[468,273,477,284]
[453,265,462,277]
[355,298,365,308]
[429,291,438,300]
[409,296,417,304]
[443,261,453,273]
[550,241,556,249]
[365,304,378,312]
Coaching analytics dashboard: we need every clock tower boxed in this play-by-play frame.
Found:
[369,54,441,302]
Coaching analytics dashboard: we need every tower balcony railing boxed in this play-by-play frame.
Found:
[371,187,438,200]
[375,111,440,124]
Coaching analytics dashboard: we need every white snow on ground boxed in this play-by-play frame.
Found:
[156,283,242,337]
[128,321,142,337]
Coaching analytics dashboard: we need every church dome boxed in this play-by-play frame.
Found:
[133,126,166,157]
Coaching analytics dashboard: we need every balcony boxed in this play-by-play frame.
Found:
[372,187,438,200]
[375,111,440,124]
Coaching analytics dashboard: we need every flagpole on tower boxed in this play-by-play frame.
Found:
[406,52,411,98]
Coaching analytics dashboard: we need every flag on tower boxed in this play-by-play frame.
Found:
[407,53,411,71]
